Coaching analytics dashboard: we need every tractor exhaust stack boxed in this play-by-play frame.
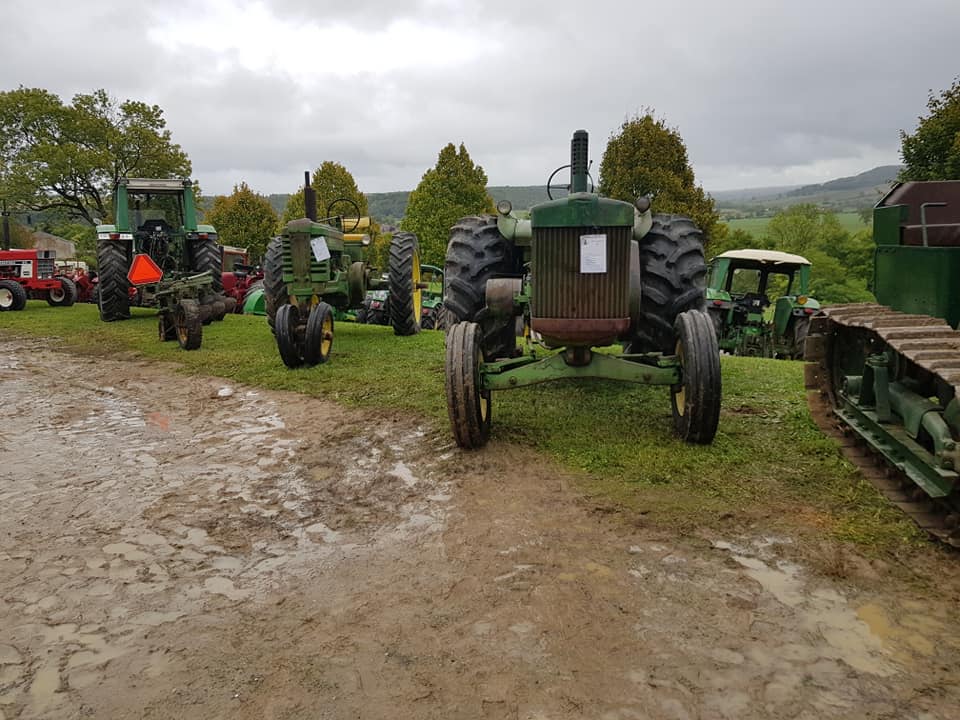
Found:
[304,171,317,221]
[570,129,589,194]
[1,201,10,252]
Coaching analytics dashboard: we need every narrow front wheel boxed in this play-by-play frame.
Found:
[276,303,304,368]
[671,310,721,444]
[445,322,491,449]
[304,302,334,366]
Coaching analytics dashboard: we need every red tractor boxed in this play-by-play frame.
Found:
[221,244,263,313]
[55,260,99,304]
[0,248,77,311]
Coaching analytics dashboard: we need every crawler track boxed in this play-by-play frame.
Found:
[805,303,960,547]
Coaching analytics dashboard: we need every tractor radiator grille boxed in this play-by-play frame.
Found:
[37,257,55,279]
[532,226,631,318]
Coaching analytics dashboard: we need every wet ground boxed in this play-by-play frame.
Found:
[1,336,958,719]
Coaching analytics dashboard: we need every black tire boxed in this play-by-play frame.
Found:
[421,312,436,330]
[445,322,491,449]
[355,307,368,324]
[96,239,132,321]
[791,316,811,359]
[629,214,708,354]
[263,237,286,333]
[304,302,334,366]
[190,238,223,293]
[367,309,388,326]
[671,310,721,444]
[388,231,421,336]
[47,277,78,307]
[443,215,520,360]
[0,280,27,311]
[158,312,177,341]
[175,300,203,351]
[276,303,304,368]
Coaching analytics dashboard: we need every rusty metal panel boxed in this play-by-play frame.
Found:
[532,226,630,318]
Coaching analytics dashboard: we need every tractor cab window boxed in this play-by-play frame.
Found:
[131,192,185,236]
[728,268,761,297]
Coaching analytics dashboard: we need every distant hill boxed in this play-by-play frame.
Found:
[209,165,905,225]
[785,165,901,198]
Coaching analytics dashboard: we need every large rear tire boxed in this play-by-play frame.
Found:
[96,239,132,322]
[629,214,708,354]
[445,322,491,449]
[443,215,520,360]
[47,277,78,307]
[388,231,422,336]
[263,237,286,333]
[0,280,27,311]
[190,238,223,294]
[671,310,721,444]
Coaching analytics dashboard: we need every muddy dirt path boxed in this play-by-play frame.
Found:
[1,336,958,720]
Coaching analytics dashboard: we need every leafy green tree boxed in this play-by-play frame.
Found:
[599,111,721,244]
[760,204,875,304]
[281,161,369,224]
[205,182,279,258]
[0,87,191,226]
[900,76,960,180]
[401,142,494,265]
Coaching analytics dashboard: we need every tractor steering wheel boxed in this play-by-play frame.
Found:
[546,164,595,201]
[325,198,362,232]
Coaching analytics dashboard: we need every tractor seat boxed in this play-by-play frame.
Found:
[138,219,174,235]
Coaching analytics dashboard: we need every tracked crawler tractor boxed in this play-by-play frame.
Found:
[443,130,720,448]
[805,181,960,545]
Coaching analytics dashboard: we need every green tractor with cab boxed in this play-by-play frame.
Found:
[706,249,820,359]
[262,173,422,367]
[442,130,721,448]
[95,178,232,350]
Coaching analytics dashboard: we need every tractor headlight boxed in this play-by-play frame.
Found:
[496,200,512,216]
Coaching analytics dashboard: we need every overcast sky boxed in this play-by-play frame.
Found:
[3,0,959,196]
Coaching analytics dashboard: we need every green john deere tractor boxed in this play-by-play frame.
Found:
[419,264,445,330]
[262,173,421,367]
[95,178,232,350]
[806,181,960,546]
[706,249,820,358]
[443,129,721,448]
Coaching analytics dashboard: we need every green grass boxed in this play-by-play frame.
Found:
[727,212,868,238]
[1,301,923,551]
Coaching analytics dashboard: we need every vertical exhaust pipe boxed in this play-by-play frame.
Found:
[570,130,589,194]
[304,170,317,221]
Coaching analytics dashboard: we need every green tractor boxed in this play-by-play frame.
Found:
[806,180,960,545]
[419,264,445,330]
[262,173,422,367]
[95,178,231,350]
[442,130,721,448]
[359,264,446,329]
[706,249,820,358]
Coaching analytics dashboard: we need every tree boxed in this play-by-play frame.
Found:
[401,142,494,264]
[760,205,875,304]
[600,111,721,244]
[900,76,960,181]
[205,182,278,259]
[0,87,191,226]
[281,161,369,224]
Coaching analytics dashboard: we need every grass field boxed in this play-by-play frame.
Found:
[727,212,868,238]
[1,302,922,551]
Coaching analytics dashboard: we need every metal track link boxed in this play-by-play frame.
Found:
[805,303,960,547]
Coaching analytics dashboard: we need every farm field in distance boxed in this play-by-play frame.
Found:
[725,211,869,238]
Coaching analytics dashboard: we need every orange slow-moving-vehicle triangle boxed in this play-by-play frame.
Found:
[127,254,164,286]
